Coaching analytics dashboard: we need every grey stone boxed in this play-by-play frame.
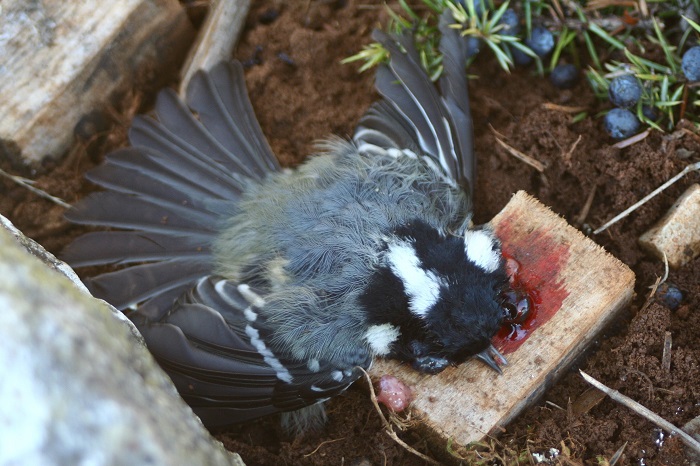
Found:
[0,215,244,466]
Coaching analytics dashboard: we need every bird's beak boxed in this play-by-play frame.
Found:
[474,344,508,374]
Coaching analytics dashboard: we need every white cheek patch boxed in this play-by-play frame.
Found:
[463,230,501,273]
[386,241,444,318]
[364,323,401,356]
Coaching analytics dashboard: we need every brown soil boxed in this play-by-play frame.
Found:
[2,1,699,464]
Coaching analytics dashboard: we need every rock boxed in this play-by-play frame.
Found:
[0,215,244,466]
[683,416,700,464]
[638,184,700,268]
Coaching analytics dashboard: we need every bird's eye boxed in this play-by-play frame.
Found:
[501,289,531,325]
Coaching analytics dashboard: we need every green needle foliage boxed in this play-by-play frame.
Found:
[587,15,700,131]
[344,0,700,132]
[342,0,539,80]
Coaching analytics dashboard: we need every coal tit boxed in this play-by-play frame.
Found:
[63,10,510,430]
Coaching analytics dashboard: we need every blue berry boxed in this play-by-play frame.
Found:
[682,46,700,82]
[642,105,659,122]
[526,27,554,57]
[465,36,481,59]
[511,46,533,66]
[499,9,520,36]
[604,108,640,139]
[608,75,642,109]
[656,283,683,311]
[550,64,579,89]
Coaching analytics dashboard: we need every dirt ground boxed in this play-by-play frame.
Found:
[2,0,700,464]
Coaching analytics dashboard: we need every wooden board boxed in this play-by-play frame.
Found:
[0,0,193,163]
[179,0,251,96]
[370,190,635,448]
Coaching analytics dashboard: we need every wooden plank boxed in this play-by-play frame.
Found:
[179,0,251,96]
[370,190,635,448]
[0,0,194,163]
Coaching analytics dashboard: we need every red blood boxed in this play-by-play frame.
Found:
[493,218,570,354]
[376,375,413,412]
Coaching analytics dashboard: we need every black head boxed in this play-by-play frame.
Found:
[360,219,509,374]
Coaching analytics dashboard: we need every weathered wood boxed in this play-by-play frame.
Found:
[0,0,194,163]
[639,183,700,269]
[370,190,635,449]
[179,0,251,95]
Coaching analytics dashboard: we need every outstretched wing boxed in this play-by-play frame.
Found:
[131,276,369,427]
[353,10,475,196]
[63,62,280,313]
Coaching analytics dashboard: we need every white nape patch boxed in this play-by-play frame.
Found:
[364,324,400,356]
[307,359,320,373]
[387,241,444,317]
[463,230,501,273]
[331,370,344,382]
[245,325,292,383]
[237,284,266,308]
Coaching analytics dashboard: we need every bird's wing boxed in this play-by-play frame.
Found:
[63,61,278,311]
[353,10,475,196]
[131,276,369,427]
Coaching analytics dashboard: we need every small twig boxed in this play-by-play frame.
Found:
[609,441,628,466]
[303,437,346,457]
[659,252,670,286]
[359,368,440,465]
[0,168,71,209]
[681,127,700,145]
[594,161,700,234]
[488,123,506,139]
[662,331,673,375]
[620,366,655,401]
[493,136,546,172]
[580,370,700,455]
[575,184,596,225]
[542,103,587,114]
[680,82,689,122]
[641,276,662,315]
[550,0,565,21]
[639,0,649,17]
[612,127,651,149]
[564,134,583,160]
[545,400,566,411]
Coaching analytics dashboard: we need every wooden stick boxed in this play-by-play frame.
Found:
[662,332,672,375]
[594,161,700,234]
[179,0,251,95]
[580,370,700,455]
[493,136,546,172]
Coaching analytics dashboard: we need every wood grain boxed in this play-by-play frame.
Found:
[370,191,635,449]
[179,0,251,96]
[0,0,193,162]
